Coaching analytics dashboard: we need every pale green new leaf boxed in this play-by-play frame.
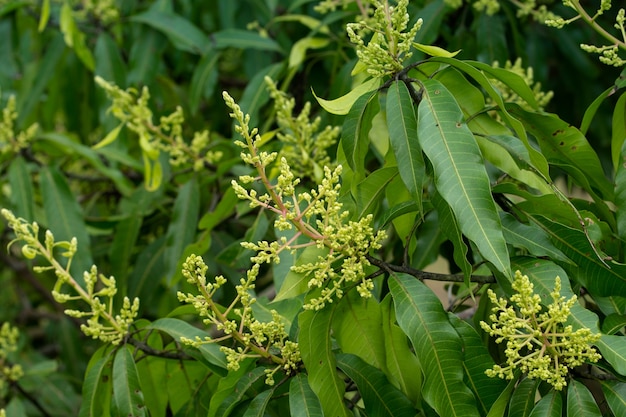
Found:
[418,78,510,277]
[313,77,380,115]
[336,353,416,417]
[566,380,602,417]
[386,81,425,212]
[112,348,146,417]
[389,274,480,417]
[299,307,350,417]
[289,374,323,417]
[289,37,330,68]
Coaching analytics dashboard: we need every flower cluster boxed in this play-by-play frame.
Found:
[0,95,38,156]
[95,77,222,189]
[71,0,120,25]
[0,323,23,395]
[480,271,601,390]
[346,0,422,77]
[265,77,340,182]
[223,91,386,310]
[489,58,554,110]
[177,255,301,385]
[1,209,139,345]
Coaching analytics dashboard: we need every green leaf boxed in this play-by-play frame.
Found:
[485,378,516,417]
[206,360,255,417]
[340,89,379,174]
[79,348,113,417]
[314,77,380,115]
[471,61,539,110]
[528,390,562,417]
[380,201,419,227]
[289,37,330,68]
[95,33,127,86]
[332,291,386,370]
[8,156,34,221]
[566,380,601,417]
[128,236,166,306]
[612,92,626,170]
[352,167,397,218]
[59,2,94,70]
[38,0,50,31]
[449,316,507,415]
[131,9,209,54]
[212,28,283,53]
[386,81,425,211]
[602,313,626,334]
[389,274,480,417]
[215,367,267,417]
[500,212,571,264]
[580,86,614,135]
[289,373,323,417]
[163,177,199,285]
[189,51,220,115]
[508,377,538,417]
[112,347,146,417]
[336,353,416,417]
[413,42,460,57]
[243,389,275,417]
[127,27,166,86]
[92,122,125,150]
[135,354,167,417]
[274,246,328,301]
[148,318,227,371]
[616,137,626,241]
[40,165,93,279]
[298,307,351,417]
[418,78,510,277]
[600,380,626,416]
[379,295,422,405]
[475,14,507,64]
[508,105,612,199]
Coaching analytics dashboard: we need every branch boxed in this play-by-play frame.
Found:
[366,255,496,283]
[126,336,195,361]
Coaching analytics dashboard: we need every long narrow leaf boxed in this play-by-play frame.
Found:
[112,347,146,417]
[79,349,113,417]
[298,307,350,417]
[389,274,480,417]
[341,90,379,174]
[336,353,416,417]
[566,380,602,417]
[418,80,510,276]
[528,391,562,417]
[289,373,323,417]
[600,380,626,416]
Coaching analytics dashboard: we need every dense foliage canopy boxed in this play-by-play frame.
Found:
[1,0,626,416]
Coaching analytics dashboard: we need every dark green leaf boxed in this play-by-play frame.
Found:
[336,353,416,417]
[189,51,220,115]
[341,90,379,175]
[475,14,508,65]
[485,378,516,417]
[389,274,480,417]
[242,388,274,417]
[131,9,209,54]
[211,29,283,53]
[418,78,510,277]
[616,140,626,241]
[602,314,626,334]
[299,307,351,417]
[216,367,267,417]
[508,377,538,417]
[127,27,166,86]
[207,360,255,417]
[95,32,127,86]
[352,167,397,218]
[528,390,562,417]
[79,348,113,417]
[386,81,425,210]
[148,318,227,371]
[566,380,601,417]
[600,380,626,416]
[289,373,323,417]
[8,156,34,221]
[112,347,146,417]
[612,92,626,170]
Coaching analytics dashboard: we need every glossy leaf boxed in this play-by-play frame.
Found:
[387,80,425,210]
[485,379,516,417]
[242,389,274,417]
[207,360,256,417]
[163,177,199,285]
[450,315,507,415]
[289,374,323,417]
[336,353,416,417]
[40,166,93,278]
[602,313,626,334]
[215,367,267,417]
[352,167,397,218]
[79,348,113,417]
[566,380,601,417]
[340,89,379,173]
[112,347,146,417]
[332,291,386,371]
[389,274,480,417]
[528,391,562,417]
[148,318,227,371]
[299,307,351,417]
[274,246,328,301]
[508,377,538,417]
[600,380,626,416]
[418,78,510,277]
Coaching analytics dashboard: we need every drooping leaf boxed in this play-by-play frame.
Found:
[148,318,227,371]
[418,78,510,277]
[566,380,602,417]
[600,380,626,416]
[289,374,323,417]
[527,390,562,417]
[340,89,379,174]
[336,353,416,417]
[386,81,425,211]
[40,165,93,279]
[163,176,199,285]
[298,307,351,417]
[389,274,480,417]
[449,315,507,415]
[112,347,146,417]
[332,291,386,371]
[131,9,209,54]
